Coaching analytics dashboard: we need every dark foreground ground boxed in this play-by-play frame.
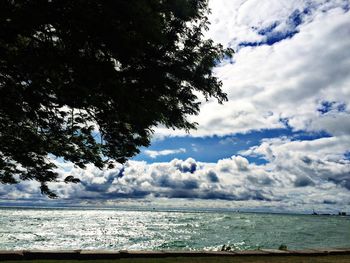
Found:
[1,256,350,263]
[1,249,350,263]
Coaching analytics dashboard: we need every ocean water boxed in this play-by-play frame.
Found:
[0,207,349,251]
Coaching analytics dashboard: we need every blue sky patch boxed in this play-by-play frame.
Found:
[133,128,332,164]
[238,7,312,49]
[317,100,347,114]
[344,151,350,160]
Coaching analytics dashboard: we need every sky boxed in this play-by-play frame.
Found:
[1,0,350,213]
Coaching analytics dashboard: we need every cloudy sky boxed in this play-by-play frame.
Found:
[1,0,350,213]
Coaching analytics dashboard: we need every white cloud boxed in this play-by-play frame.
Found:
[240,135,350,191]
[144,148,186,159]
[2,135,349,212]
[154,0,350,138]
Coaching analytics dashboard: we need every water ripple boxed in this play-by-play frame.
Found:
[0,208,349,250]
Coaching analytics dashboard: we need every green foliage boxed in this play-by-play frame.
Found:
[221,244,232,251]
[0,0,233,197]
[278,244,288,250]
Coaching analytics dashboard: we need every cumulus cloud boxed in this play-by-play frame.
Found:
[2,134,349,212]
[154,0,350,137]
[70,155,277,202]
[240,135,350,191]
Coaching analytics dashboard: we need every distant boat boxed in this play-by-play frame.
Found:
[338,212,347,216]
[312,209,318,215]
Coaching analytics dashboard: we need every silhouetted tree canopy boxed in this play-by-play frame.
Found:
[0,0,233,197]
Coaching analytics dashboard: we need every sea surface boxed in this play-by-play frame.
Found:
[0,207,349,251]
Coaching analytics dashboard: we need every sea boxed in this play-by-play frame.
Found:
[0,207,349,251]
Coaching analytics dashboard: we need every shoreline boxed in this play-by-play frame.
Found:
[1,248,350,261]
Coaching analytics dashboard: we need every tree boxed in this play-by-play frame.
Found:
[0,0,233,197]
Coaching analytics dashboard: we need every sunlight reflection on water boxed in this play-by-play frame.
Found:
[0,208,349,251]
